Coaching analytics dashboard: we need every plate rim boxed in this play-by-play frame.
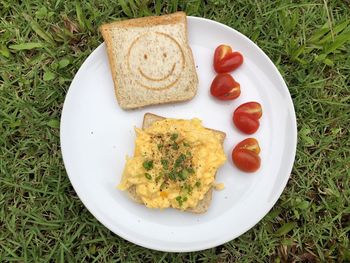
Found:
[60,15,297,252]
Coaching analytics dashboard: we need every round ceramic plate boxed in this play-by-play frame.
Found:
[60,16,297,252]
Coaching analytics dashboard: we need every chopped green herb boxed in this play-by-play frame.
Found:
[168,171,177,181]
[170,133,178,141]
[183,142,190,147]
[176,196,183,206]
[144,173,152,180]
[143,160,153,170]
[183,184,193,194]
[172,143,179,150]
[178,169,189,180]
[188,185,193,194]
[187,167,195,174]
[157,144,163,150]
[195,181,201,187]
[176,196,188,206]
[175,154,186,168]
[180,153,186,161]
[186,151,192,157]
[161,159,169,170]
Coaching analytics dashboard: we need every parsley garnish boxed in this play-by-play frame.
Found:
[183,184,193,194]
[170,133,178,141]
[176,196,188,206]
[157,144,163,150]
[143,160,153,170]
[174,154,186,168]
[161,159,169,170]
[168,171,177,181]
[187,167,195,174]
[171,143,179,150]
[178,169,189,181]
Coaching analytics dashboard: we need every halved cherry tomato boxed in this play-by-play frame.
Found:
[233,113,259,134]
[210,73,241,100]
[233,102,262,134]
[214,45,244,73]
[232,138,261,173]
[232,149,261,172]
[234,102,262,119]
[234,138,261,154]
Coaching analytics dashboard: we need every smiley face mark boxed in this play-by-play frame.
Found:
[127,32,185,90]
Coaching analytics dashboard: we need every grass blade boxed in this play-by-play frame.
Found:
[0,44,11,57]
[128,0,138,12]
[291,45,306,60]
[171,0,178,13]
[23,13,55,45]
[139,2,153,17]
[76,2,86,31]
[155,0,162,15]
[119,0,133,17]
[317,20,349,45]
[308,22,329,43]
[185,0,201,15]
[324,30,350,54]
[47,119,60,128]
[275,222,297,236]
[9,42,45,50]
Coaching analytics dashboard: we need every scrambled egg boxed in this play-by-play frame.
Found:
[118,118,226,210]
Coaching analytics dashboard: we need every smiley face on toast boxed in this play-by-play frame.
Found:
[100,12,198,109]
[127,32,185,90]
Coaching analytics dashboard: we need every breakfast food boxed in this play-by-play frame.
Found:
[210,73,241,100]
[232,138,261,172]
[99,12,198,110]
[233,102,262,134]
[210,44,243,101]
[209,45,263,172]
[213,44,244,73]
[118,113,226,213]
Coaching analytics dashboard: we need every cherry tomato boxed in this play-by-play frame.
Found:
[214,45,244,73]
[210,73,241,100]
[234,102,262,119]
[233,102,262,134]
[234,138,261,154]
[232,138,261,173]
[232,149,261,173]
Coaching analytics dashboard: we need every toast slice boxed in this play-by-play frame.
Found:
[99,12,198,110]
[127,113,226,213]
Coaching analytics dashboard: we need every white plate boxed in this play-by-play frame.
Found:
[60,16,297,252]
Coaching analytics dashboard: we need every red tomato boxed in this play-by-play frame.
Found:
[232,149,261,173]
[234,102,262,119]
[233,113,259,134]
[210,73,241,100]
[232,138,261,172]
[214,45,244,73]
[234,138,260,154]
[233,102,262,134]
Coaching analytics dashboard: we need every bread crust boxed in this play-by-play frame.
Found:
[126,113,225,213]
[100,12,186,29]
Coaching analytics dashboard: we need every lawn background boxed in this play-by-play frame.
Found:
[1,0,349,262]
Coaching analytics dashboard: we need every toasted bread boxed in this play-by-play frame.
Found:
[99,12,198,110]
[126,113,225,213]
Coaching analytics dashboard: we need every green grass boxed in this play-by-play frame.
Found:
[1,0,349,261]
